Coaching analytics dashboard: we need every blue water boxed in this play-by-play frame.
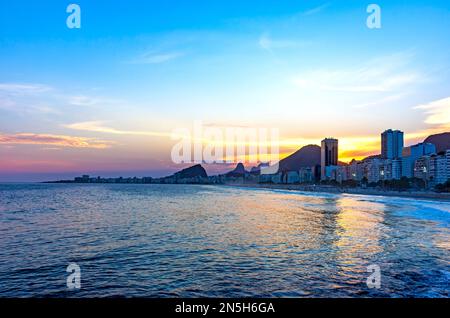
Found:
[0,183,449,297]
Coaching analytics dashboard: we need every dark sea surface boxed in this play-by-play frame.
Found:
[0,183,449,297]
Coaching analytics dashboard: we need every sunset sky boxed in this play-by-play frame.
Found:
[1,0,450,181]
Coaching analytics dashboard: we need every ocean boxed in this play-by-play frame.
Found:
[0,183,449,297]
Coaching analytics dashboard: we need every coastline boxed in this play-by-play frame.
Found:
[222,182,450,201]
[34,180,450,201]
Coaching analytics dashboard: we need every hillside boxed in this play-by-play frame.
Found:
[173,164,208,179]
[424,132,450,153]
[278,144,321,172]
[226,162,247,177]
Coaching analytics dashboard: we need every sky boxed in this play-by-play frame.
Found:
[1,0,450,181]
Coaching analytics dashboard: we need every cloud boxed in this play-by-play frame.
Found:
[64,121,173,138]
[293,53,421,93]
[302,3,330,16]
[127,51,184,64]
[0,132,112,149]
[414,97,450,126]
[258,33,306,51]
[0,83,52,95]
[67,95,125,107]
[352,93,408,109]
[0,97,16,110]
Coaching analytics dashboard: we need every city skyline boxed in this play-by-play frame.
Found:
[1,1,450,181]
[49,127,449,184]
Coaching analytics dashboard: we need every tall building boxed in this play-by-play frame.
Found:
[391,159,402,180]
[321,138,338,180]
[402,142,436,178]
[381,129,404,159]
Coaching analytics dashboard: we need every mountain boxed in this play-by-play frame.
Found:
[173,164,208,179]
[424,132,450,153]
[278,144,321,172]
[362,154,381,162]
[250,162,270,175]
[226,162,247,177]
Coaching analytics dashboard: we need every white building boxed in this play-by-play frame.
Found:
[402,143,436,178]
[429,154,447,186]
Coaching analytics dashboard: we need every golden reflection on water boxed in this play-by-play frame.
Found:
[336,196,385,254]
[228,192,332,251]
[332,195,386,283]
[335,196,385,255]
[433,232,450,252]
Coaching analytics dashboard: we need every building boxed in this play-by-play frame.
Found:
[402,142,436,178]
[429,154,447,186]
[391,159,402,180]
[271,173,283,184]
[298,167,315,183]
[364,158,383,183]
[415,151,450,187]
[336,165,350,183]
[347,159,366,181]
[321,138,338,180]
[447,150,450,183]
[74,175,90,183]
[284,171,300,184]
[382,129,404,159]
[414,155,431,181]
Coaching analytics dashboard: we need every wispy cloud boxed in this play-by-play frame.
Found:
[302,3,330,16]
[67,95,125,107]
[64,121,173,138]
[352,93,408,109]
[0,83,52,95]
[414,97,450,126]
[0,97,16,110]
[0,132,112,149]
[293,52,421,93]
[258,33,309,52]
[0,81,127,115]
[127,51,184,64]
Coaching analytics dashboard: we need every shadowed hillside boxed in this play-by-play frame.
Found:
[278,144,321,172]
[425,132,450,153]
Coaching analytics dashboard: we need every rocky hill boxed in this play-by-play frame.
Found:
[173,164,208,179]
[424,132,450,153]
[226,162,247,177]
[278,144,321,172]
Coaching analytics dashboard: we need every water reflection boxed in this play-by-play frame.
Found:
[335,195,385,258]
[0,183,448,297]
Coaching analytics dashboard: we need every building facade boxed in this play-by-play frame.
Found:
[321,138,338,180]
[381,129,404,159]
[402,142,436,178]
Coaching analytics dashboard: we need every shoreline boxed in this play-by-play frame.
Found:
[11,181,450,202]
[222,183,450,201]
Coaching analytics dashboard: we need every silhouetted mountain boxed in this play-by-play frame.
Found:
[226,162,247,177]
[362,154,381,161]
[173,164,208,179]
[424,132,450,153]
[250,162,270,175]
[278,144,321,172]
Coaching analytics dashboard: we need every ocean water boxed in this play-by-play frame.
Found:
[0,183,449,298]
